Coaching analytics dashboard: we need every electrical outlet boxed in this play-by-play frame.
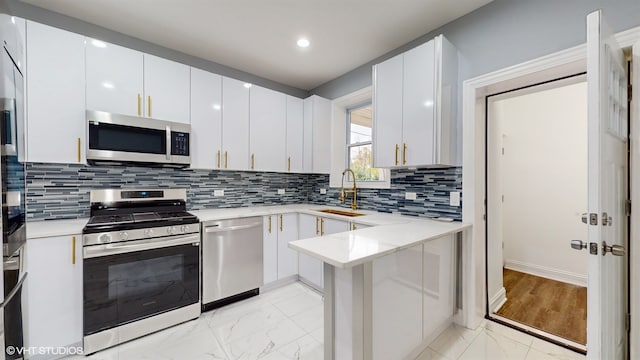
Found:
[405,192,417,200]
[213,190,224,197]
[450,191,461,206]
[277,189,285,195]
[320,188,327,195]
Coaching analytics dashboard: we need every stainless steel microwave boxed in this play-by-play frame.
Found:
[86,110,190,166]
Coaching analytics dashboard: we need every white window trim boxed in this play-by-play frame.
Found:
[329,86,391,189]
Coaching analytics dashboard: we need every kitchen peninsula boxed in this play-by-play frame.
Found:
[289,217,470,360]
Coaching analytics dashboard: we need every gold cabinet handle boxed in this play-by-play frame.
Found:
[147,95,152,117]
[403,143,407,165]
[72,236,76,265]
[352,223,357,231]
[251,154,255,170]
[137,94,141,116]
[217,150,221,168]
[279,214,283,232]
[320,218,325,236]
[394,144,399,165]
[268,216,272,233]
[77,138,81,163]
[224,151,228,168]
[288,157,291,172]
[315,217,320,235]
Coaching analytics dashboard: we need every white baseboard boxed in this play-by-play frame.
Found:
[489,287,507,313]
[505,260,587,287]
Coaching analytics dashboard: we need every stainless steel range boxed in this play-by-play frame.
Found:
[82,189,200,354]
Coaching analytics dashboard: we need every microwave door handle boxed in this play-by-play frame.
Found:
[166,126,171,161]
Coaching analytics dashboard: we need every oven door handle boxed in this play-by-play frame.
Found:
[83,234,200,259]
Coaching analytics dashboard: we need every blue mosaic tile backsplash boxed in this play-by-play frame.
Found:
[25,163,462,221]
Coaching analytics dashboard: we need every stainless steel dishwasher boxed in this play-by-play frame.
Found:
[202,217,263,310]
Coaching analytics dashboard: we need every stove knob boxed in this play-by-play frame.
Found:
[144,229,154,237]
[167,226,177,235]
[120,232,129,241]
[180,225,187,233]
[99,233,111,244]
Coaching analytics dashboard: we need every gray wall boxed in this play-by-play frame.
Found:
[0,0,308,98]
[310,0,640,99]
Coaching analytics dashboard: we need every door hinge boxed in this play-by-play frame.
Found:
[626,200,632,216]
[629,84,633,102]
[589,213,598,226]
[483,214,486,221]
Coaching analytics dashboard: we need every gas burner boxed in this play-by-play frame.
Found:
[87,214,134,226]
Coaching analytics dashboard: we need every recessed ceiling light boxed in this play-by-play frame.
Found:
[297,38,310,48]
[243,83,252,89]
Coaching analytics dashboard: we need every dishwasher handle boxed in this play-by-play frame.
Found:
[204,222,262,233]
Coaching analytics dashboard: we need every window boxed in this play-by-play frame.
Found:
[346,103,385,182]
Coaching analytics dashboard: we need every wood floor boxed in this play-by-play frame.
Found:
[495,268,587,345]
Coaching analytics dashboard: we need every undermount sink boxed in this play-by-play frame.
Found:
[318,209,365,217]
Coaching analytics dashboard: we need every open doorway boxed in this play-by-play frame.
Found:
[486,74,589,352]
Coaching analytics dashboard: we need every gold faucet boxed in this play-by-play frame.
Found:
[339,168,358,210]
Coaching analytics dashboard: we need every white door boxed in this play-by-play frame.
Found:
[143,54,190,123]
[286,96,304,172]
[586,10,628,360]
[249,85,286,172]
[190,68,222,170]
[221,77,250,170]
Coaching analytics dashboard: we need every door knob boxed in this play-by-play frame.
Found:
[602,241,625,257]
[581,213,588,224]
[571,240,587,250]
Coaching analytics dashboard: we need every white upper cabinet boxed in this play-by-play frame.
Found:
[86,40,190,123]
[26,21,86,164]
[190,68,222,169]
[221,77,250,171]
[373,34,457,168]
[86,39,143,117]
[286,96,304,173]
[303,95,332,174]
[143,54,190,123]
[249,85,286,172]
[372,53,403,168]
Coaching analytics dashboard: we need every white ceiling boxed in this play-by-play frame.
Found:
[20,0,493,90]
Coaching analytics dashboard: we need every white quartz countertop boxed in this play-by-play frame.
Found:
[27,218,89,239]
[289,218,471,269]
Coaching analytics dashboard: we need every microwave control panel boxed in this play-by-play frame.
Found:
[171,132,190,156]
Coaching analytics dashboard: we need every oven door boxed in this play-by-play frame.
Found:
[83,234,200,336]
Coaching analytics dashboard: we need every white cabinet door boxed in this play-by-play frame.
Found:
[24,235,82,349]
[311,96,332,174]
[402,40,435,166]
[286,96,304,172]
[221,77,250,170]
[249,85,286,172]
[373,53,404,168]
[86,39,143,117]
[277,213,298,279]
[263,215,278,285]
[423,236,454,339]
[298,214,323,290]
[26,21,85,164]
[322,217,349,235]
[302,98,313,173]
[190,68,222,170]
[143,54,190,123]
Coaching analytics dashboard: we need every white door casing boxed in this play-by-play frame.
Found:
[586,10,628,360]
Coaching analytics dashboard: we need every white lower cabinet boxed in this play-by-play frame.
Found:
[263,213,298,285]
[298,214,349,290]
[24,235,83,352]
[371,236,454,360]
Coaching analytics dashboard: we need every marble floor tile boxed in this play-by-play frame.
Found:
[415,347,452,360]
[529,338,586,360]
[209,303,288,344]
[272,290,323,317]
[458,330,530,360]
[483,321,534,347]
[261,334,323,360]
[428,323,483,359]
[219,318,307,360]
[290,304,324,333]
